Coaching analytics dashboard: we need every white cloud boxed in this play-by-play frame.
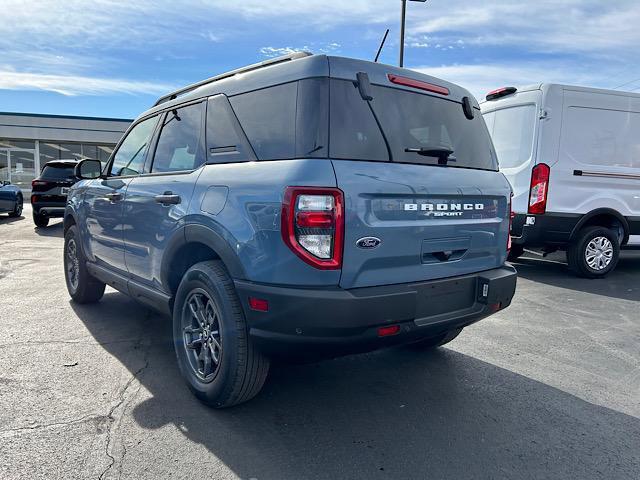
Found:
[413,62,610,99]
[0,70,174,96]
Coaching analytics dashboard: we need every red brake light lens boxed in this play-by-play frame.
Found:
[508,194,514,252]
[528,163,550,215]
[486,87,517,101]
[387,74,449,96]
[282,187,344,270]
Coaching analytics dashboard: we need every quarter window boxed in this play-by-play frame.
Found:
[229,82,297,161]
[152,103,205,173]
[110,116,158,176]
[206,95,256,163]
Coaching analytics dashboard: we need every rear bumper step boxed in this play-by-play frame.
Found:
[235,265,517,358]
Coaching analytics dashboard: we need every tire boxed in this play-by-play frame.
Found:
[507,244,525,262]
[407,328,463,350]
[33,212,49,228]
[173,260,269,408]
[8,195,23,217]
[64,225,106,303]
[566,226,620,278]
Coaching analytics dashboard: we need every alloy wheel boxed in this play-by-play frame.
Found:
[182,289,223,381]
[66,238,80,291]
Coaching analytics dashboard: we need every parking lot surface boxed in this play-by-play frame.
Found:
[1,204,639,480]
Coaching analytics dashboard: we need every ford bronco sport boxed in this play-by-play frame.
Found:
[64,53,517,408]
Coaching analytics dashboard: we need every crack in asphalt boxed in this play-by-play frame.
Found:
[98,318,152,480]
[0,413,111,436]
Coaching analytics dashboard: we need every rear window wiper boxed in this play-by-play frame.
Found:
[405,146,457,165]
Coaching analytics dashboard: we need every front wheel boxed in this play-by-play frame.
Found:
[173,260,269,408]
[64,225,106,303]
[8,195,23,217]
[566,226,620,278]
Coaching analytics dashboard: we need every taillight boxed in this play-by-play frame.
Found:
[508,194,514,252]
[281,187,344,270]
[32,180,48,187]
[528,163,550,215]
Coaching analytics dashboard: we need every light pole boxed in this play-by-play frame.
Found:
[399,0,428,68]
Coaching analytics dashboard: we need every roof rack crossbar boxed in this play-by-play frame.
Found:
[153,51,312,107]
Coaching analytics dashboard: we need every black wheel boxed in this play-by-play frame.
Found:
[64,225,106,303]
[8,195,23,217]
[567,226,620,278]
[33,212,49,228]
[173,260,269,408]
[407,328,463,350]
[507,244,525,262]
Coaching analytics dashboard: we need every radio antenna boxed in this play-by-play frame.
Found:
[374,29,390,63]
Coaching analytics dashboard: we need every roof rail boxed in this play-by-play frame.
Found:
[153,51,313,107]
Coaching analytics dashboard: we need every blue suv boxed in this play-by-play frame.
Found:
[64,53,517,407]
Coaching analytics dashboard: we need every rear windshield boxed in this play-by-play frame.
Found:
[330,80,498,170]
[220,78,497,170]
[483,104,537,169]
[41,164,75,180]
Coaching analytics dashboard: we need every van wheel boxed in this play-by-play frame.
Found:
[8,195,23,217]
[173,260,269,408]
[64,225,106,303]
[567,226,620,278]
[507,244,525,261]
[408,328,462,349]
[33,212,49,228]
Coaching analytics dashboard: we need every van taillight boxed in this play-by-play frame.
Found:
[528,163,550,215]
[281,187,344,270]
[508,194,514,252]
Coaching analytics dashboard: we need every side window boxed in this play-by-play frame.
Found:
[206,95,256,163]
[229,82,297,160]
[151,102,205,173]
[109,116,158,176]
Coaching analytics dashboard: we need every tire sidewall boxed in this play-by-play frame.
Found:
[64,225,81,296]
[576,227,620,277]
[172,265,242,405]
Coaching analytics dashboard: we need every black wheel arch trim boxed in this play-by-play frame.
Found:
[159,223,246,295]
[569,208,630,244]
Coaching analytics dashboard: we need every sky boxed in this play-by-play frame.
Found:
[1,0,640,119]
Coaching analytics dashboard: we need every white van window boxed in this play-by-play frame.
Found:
[562,106,640,169]
[483,104,536,169]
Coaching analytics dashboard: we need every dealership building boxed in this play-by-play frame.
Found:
[0,112,132,192]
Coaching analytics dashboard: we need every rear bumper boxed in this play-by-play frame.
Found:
[32,201,66,217]
[511,213,581,248]
[235,265,517,359]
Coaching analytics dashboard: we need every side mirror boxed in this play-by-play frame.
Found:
[75,159,102,179]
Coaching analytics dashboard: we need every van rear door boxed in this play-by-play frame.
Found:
[481,89,542,214]
[328,76,511,289]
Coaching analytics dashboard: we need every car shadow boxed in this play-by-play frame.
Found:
[71,293,640,479]
[512,251,640,302]
[34,222,64,237]
[0,213,25,224]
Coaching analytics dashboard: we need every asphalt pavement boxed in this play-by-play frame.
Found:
[1,204,639,480]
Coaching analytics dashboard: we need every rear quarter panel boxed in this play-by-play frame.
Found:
[188,159,340,286]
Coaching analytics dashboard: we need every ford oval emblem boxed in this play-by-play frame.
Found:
[356,237,381,249]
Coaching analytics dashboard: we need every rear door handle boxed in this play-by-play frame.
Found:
[154,192,181,205]
[105,192,123,202]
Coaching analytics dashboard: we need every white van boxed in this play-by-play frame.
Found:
[481,84,640,277]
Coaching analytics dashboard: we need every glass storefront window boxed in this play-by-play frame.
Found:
[0,138,116,191]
